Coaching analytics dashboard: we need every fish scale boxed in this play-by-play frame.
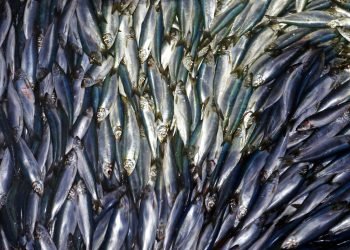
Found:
[0,0,350,249]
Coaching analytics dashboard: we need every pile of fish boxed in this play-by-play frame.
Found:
[3,0,350,249]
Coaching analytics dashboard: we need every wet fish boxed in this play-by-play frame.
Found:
[0,1,350,249]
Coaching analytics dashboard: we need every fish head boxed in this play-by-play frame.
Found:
[97,107,107,122]
[67,186,77,200]
[65,150,78,166]
[102,162,113,178]
[34,225,45,240]
[32,181,44,196]
[124,159,136,176]
[157,123,168,143]
[297,120,313,131]
[72,66,84,80]
[82,77,94,87]
[72,137,83,150]
[0,193,7,209]
[237,205,247,220]
[112,125,123,140]
[140,48,150,64]
[157,220,166,240]
[205,193,217,212]
[89,52,103,66]
[76,180,87,195]
[281,236,298,249]
[102,33,114,49]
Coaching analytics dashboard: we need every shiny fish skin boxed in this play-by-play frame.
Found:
[241,171,279,229]
[281,204,348,249]
[16,137,43,196]
[75,180,94,250]
[0,149,13,209]
[297,0,309,12]
[97,72,118,123]
[52,63,74,127]
[285,135,350,163]
[5,24,15,81]
[76,0,104,65]
[21,30,38,86]
[319,79,350,111]
[74,138,99,203]
[140,94,157,160]
[268,10,338,27]
[48,150,78,222]
[173,196,204,249]
[121,96,140,176]
[52,186,77,250]
[7,81,23,142]
[0,1,11,49]
[287,183,337,223]
[139,185,158,250]
[37,20,59,81]
[162,136,179,207]
[234,151,269,227]
[296,100,350,131]
[250,47,303,87]
[194,101,219,167]
[101,0,119,50]
[57,0,78,48]
[97,118,116,181]
[292,73,336,120]
[92,208,113,250]
[209,0,249,37]
[35,223,57,250]
[174,81,192,147]
[14,70,35,136]
[100,195,129,250]
[67,13,83,55]
[1,0,350,249]
[267,163,306,211]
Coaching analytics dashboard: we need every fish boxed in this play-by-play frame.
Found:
[0,1,350,249]
[48,150,78,222]
[281,203,348,249]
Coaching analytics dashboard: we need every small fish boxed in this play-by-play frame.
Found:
[49,150,78,222]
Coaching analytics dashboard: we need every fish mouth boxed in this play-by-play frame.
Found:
[103,162,113,178]
[97,108,107,122]
[67,187,77,200]
[157,221,166,240]
[102,33,114,49]
[282,236,298,249]
[237,206,247,220]
[76,181,87,195]
[123,159,136,176]
[0,194,7,209]
[157,124,168,143]
[65,150,77,165]
[139,48,149,64]
[32,181,44,196]
[296,120,313,131]
[34,226,44,240]
[89,52,102,66]
[37,34,44,49]
[82,77,94,87]
[112,125,123,140]
[58,35,67,48]
[73,137,83,150]
[205,193,217,212]
[36,68,49,81]
[253,74,264,87]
